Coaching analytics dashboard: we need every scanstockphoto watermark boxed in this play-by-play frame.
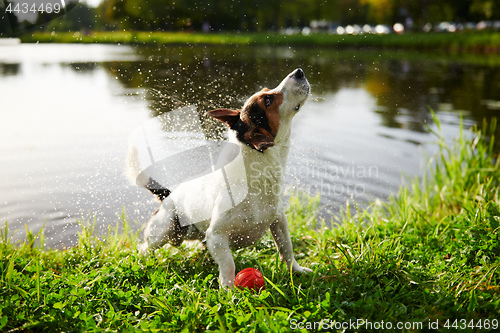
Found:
[248,161,379,197]
[289,318,424,331]
[290,318,499,331]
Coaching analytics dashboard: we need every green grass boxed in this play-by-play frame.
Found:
[19,30,500,54]
[1,115,500,332]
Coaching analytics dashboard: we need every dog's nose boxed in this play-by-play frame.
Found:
[293,68,305,79]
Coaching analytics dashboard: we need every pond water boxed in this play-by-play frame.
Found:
[1,43,500,248]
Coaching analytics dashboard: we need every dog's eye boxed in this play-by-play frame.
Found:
[294,104,301,111]
[264,95,273,107]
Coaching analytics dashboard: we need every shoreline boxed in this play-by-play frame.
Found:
[16,31,500,55]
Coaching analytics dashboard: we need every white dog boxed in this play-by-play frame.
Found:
[132,68,312,287]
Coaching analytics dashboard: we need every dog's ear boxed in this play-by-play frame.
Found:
[244,127,275,152]
[207,109,240,126]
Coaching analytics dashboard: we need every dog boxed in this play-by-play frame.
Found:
[131,68,312,287]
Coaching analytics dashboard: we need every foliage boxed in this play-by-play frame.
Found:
[0,1,19,36]
[3,0,500,35]
[45,3,101,32]
[1,116,500,331]
[95,0,500,31]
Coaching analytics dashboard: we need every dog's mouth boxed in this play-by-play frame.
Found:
[294,85,310,111]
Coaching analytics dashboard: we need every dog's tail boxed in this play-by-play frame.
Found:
[126,143,171,201]
[144,178,171,201]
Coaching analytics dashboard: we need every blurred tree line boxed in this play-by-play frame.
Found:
[2,0,500,34]
[96,0,500,31]
[1,1,94,34]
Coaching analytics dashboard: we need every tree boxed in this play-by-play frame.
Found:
[0,0,19,35]
[470,0,500,21]
[43,3,98,31]
[360,0,396,24]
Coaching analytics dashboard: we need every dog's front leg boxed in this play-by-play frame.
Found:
[270,213,312,274]
[206,228,235,288]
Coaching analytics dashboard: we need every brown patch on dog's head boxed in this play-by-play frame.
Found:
[208,89,284,152]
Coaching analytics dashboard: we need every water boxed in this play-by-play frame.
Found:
[1,43,499,248]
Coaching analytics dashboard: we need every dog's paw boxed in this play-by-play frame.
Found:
[301,267,313,274]
[292,263,313,274]
[219,277,235,289]
[138,242,149,256]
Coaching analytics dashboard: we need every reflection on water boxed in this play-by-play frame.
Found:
[1,44,499,247]
[107,46,500,131]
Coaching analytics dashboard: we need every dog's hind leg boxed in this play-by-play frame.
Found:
[139,197,188,253]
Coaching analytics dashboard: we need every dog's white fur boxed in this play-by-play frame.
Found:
[132,69,311,287]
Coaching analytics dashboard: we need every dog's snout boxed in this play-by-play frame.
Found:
[293,68,305,79]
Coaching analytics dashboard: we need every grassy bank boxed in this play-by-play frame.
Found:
[1,116,500,332]
[20,31,500,54]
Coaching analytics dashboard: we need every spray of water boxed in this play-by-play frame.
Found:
[127,105,248,226]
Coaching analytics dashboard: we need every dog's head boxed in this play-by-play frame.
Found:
[208,68,310,152]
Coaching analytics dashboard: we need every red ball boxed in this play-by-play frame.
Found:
[234,268,265,291]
